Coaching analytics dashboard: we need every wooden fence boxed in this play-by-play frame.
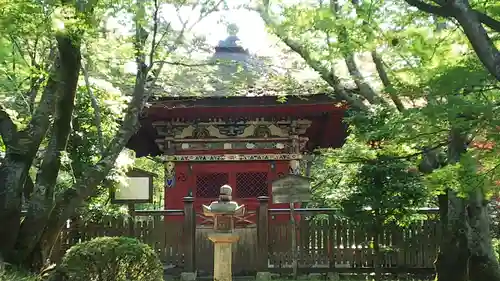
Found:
[267,209,440,273]
[50,197,440,275]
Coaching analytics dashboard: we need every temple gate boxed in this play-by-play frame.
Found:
[126,28,348,275]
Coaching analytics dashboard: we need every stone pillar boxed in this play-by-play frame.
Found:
[208,233,240,281]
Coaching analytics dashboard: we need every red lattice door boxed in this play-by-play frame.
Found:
[235,172,268,198]
[192,163,270,198]
[195,172,229,199]
[232,162,271,212]
[191,162,271,224]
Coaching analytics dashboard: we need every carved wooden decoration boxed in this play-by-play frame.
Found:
[193,127,210,138]
[214,215,234,232]
[253,125,272,138]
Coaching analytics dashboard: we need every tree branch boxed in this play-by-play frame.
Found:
[26,47,46,115]
[23,174,34,202]
[404,0,453,17]
[0,107,18,149]
[152,59,302,71]
[257,0,453,179]
[16,33,82,261]
[404,0,500,33]
[146,0,224,93]
[477,12,500,33]
[339,141,449,164]
[344,52,383,104]
[14,43,58,156]
[0,72,61,258]
[148,0,160,67]
[81,58,104,153]
[449,0,500,81]
[404,0,500,81]
[16,70,59,157]
[330,0,387,106]
[44,37,152,258]
[371,50,406,112]
[257,4,368,111]
[0,55,60,257]
[42,0,154,254]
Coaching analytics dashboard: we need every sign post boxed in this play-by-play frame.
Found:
[271,174,312,279]
[110,168,155,237]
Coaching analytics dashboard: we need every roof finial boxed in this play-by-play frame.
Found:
[227,23,239,36]
[216,23,243,49]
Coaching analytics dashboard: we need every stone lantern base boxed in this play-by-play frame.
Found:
[208,233,240,281]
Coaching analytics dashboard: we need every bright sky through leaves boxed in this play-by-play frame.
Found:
[106,2,276,56]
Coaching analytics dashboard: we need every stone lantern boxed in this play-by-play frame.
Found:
[202,185,245,281]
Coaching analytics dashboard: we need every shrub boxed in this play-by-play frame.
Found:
[0,268,39,281]
[52,236,163,281]
[493,238,500,261]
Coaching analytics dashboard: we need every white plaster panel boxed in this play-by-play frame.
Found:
[115,177,150,200]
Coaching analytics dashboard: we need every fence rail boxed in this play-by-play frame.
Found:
[49,197,440,275]
[268,214,440,271]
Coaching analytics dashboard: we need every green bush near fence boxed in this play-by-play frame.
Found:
[0,268,39,281]
[51,236,163,281]
[493,238,500,261]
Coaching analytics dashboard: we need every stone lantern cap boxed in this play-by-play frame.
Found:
[202,185,245,217]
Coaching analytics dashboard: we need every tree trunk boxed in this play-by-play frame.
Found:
[467,188,500,281]
[434,190,500,281]
[434,129,470,281]
[0,55,60,260]
[21,242,46,270]
[15,33,82,265]
[0,156,34,260]
[0,0,147,271]
[434,190,470,281]
[28,50,150,269]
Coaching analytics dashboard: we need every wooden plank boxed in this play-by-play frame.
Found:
[342,220,352,267]
[354,221,363,268]
[151,216,162,261]
[384,224,391,267]
[335,218,343,267]
[298,218,308,266]
[394,224,404,267]
[309,218,316,267]
[328,215,335,269]
[321,218,329,266]
[348,221,355,267]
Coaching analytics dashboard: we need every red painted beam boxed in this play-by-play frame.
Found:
[147,103,345,119]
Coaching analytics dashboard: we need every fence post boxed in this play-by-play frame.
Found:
[257,196,269,272]
[128,204,135,237]
[183,196,196,272]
